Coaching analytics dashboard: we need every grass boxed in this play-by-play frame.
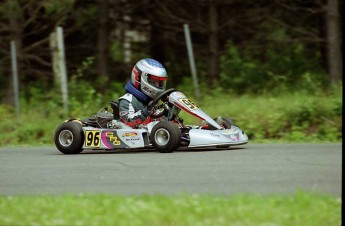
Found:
[0,85,342,147]
[0,87,342,226]
[178,87,342,143]
[0,192,341,226]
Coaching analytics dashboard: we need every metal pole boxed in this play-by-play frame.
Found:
[183,24,200,100]
[10,41,20,117]
[56,26,69,115]
[50,31,60,85]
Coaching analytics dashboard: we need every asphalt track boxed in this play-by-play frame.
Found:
[0,143,342,197]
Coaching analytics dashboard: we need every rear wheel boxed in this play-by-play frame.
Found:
[150,121,181,153]
[54,122,84,154]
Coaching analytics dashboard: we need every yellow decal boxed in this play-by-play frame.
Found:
[106,132,121,145]
[122,132,138,137]
[178,98,198,111]
[85,130,101,148]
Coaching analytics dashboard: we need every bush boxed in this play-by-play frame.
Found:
[197,84,342,142]
[0,81,341,147]
[219,42,328,94]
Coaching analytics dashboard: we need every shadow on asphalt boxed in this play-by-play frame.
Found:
[53,146,246,155]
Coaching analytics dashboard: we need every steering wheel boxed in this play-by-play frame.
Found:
[148,88,175,118]
[149,88,176,106]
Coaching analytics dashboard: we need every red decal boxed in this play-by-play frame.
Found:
[149,75,167,81]
[174,102,205,121]
[133,67,139,88]
[121,117,152,127]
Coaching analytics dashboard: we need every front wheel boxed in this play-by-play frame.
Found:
[54,121,84,154]
[214,117,234,148]
[150,121,181,153]
[217,117,234,129]
[207,117,234,130]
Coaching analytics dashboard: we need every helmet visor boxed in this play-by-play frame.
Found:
[147,74,167,89]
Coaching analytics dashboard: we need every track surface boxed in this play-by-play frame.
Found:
[0,143,341,196]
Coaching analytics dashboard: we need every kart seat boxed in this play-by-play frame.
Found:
[109,100,120,119]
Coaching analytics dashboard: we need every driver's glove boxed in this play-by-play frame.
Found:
[142,106,154,118]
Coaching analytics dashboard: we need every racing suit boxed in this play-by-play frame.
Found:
[119,93,152,127]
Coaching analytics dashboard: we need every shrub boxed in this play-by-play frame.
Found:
[219,42,328,94]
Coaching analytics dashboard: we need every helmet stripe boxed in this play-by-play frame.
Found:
[133,66,141,88]
[149,75,168,81]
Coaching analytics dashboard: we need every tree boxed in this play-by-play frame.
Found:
[271,0,342,83]
[1,0,24,104]
[0,0,75,103]
[97,0,110,91]
[326,0,342,82]
[0,0,342,103]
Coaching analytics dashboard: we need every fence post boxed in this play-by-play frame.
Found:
[50,31,60,85]
[183,24,200,100]
[56,26,69,115]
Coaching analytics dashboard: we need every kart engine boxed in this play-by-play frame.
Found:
[96,107,114,128]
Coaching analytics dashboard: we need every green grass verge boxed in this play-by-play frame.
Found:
[0,192,340,226]
[0,85,342,147]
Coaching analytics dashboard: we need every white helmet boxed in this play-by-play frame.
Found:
[130,58,168,99]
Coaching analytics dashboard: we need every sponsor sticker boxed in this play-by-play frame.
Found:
[143,86,156,96]
[122,132,138,137]
[222,129,237,134]
[105,132,121,145]
[222,129,240,141]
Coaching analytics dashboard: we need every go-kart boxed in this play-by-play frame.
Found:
[54,88,248,154]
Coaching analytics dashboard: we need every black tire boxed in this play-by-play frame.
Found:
[150,121,181,153]
[208,117,234,130]
[220,117,234,129]
[54,121,84,154]
[215,117,234,148]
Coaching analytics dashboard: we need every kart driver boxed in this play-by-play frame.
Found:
[118,58,168,127]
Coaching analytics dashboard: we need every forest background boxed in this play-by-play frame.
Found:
[0,0,342,145]
[0,2,342,224]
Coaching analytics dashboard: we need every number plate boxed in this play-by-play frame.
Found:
[178,98,199,111]
[85,130,101,148]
